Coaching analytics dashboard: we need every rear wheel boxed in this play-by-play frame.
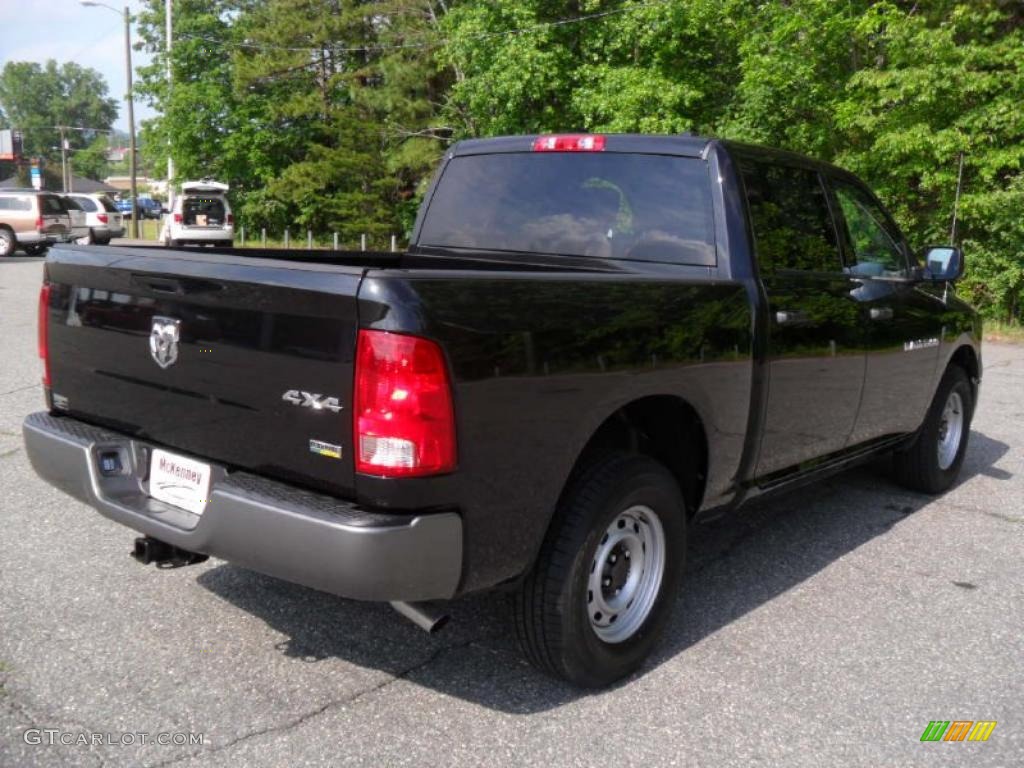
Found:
[893,365,973,493]
[0,229,16,256]
[24,244,47,256]
[77,229,95,245]
[513,453,686,687]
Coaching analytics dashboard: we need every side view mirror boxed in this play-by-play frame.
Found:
[922,245,964,282]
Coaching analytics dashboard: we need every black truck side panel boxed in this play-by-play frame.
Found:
[357,273,753,593]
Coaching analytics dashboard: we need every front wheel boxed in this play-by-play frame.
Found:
[513,453,686,687]
[893,365,974,493]
[24,244,47,256]
[0,229,17,256]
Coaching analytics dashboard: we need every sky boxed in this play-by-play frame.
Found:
[0,0,158,133]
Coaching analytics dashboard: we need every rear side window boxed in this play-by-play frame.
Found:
[63,197,83,211]
[72,196,98,212]
[419,153,715,265]
[99,196,119,213]
[740,160,841,274]
[40,195,65,214]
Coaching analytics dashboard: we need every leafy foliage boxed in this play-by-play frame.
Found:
[0,60,118,165]
[128,0,1022,320]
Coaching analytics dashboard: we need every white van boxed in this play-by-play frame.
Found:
[160,180,234,247]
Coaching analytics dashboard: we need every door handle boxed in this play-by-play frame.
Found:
[870,307,894,321]
[775,310,810,326]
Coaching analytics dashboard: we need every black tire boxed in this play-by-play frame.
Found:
[24,244,47,256]
[79,228,95,245]
[513,453,687,687]
[893,365,973,494]
[0,229,17,256]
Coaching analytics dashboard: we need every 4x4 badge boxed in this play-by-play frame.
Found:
[282,390,343,413]
[150,317,181,369]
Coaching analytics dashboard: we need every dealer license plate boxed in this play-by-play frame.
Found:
[148,448,212,516]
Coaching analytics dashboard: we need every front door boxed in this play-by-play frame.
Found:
[826,176,943,443]
[738,158,865,477]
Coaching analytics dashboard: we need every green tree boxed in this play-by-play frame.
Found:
[0,60,118,160]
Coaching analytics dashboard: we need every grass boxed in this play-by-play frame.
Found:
[124,218,399,251]
[984,320,1024,344]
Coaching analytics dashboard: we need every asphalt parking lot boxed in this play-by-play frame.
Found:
[1,255,1021,767]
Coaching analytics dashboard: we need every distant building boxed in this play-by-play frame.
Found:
[105,146,129,163]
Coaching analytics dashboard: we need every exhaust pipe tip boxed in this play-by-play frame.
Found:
[390,600,450,634]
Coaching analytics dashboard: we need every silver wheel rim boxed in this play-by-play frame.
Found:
[937,391,964,470]
[587,504,666,644]
[0,236,11,256]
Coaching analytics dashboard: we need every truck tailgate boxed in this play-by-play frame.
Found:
[44,246,362,497]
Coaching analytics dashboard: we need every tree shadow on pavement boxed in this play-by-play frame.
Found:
[196,429,1010,714]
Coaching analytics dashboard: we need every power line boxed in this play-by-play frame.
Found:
[175,0,676,56]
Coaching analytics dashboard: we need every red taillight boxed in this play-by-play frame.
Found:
[354,329,456,477]
[38,283,52,388]
[227,213,234,225]
[97,213,108,224]
[532,134,606,152]
[173,213,183,223]
[35,216,44,232]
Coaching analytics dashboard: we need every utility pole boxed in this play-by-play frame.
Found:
[166,0,174,211]
[59,126,68,192]
[125,5,139,238]
[81,1,138,237]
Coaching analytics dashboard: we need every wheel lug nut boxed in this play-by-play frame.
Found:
[615,588,621,595]
[603,578,611,587]
[624,550,630,559]
[609,554,617,563]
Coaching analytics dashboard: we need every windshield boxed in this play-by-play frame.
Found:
[419,152,715,265]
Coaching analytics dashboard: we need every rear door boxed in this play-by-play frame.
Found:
[39,194,69,238]
[46,248,363,496]
[738,157,866,477]
[825,175,942,442]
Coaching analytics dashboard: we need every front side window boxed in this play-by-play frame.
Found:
[99,196,120,213]
[740,160,841,274]
[830,180,908,277]
[419,152,716,265]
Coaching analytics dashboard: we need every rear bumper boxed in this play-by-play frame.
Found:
[22,412,463,601]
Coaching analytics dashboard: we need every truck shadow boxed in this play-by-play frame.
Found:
[196,429,1010,714]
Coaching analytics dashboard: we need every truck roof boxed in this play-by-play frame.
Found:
[451,133,713,158]
[449,133,859,181]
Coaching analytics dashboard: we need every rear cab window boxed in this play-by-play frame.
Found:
[418,152,716,265]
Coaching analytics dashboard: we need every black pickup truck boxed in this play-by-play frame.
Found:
[24,134,981,686]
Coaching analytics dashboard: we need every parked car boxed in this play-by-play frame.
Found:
[159,180,233,246]
[60,195,90,243]
[24,135,980,687]
[64,193,125,244]
[0,189,71,256]
[114,196,163,220]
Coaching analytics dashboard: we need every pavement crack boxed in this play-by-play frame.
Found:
[142,634,489,768]
[0,383,37,397]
